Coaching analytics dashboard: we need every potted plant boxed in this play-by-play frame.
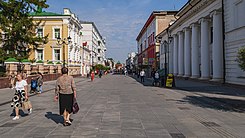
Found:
[237,47,245,71]
[36,60,44,64]
[47,61,54,64]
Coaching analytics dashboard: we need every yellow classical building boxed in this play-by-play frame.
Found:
[29,8,83,75]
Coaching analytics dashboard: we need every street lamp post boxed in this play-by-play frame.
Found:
[82,42,87,76]
[162,40,169,87]
[56,36,71,67]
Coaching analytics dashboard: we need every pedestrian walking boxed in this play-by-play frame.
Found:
[151,69,156,85]
[140,70,145,82]
[55,67,77,126]
[91,71,95,81]
[11,73,32,120]
[37,72,43,93]
[99,70,102,78]
[154,71,160,86]
[124,69,127,76]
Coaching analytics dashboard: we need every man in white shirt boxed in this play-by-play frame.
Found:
[140,70,145,82]
[154,71,160,86]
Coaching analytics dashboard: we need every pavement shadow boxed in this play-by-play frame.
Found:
[183,95,245,113]
[175,79,245,97]
[129,75,159,87]
[10,109,28,117]
[45,112,63,124]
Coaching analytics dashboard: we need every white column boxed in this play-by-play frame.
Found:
[184,28,191,77]
[173,34,178,75]
[211,11,223,81]
[178,31,184,76]
[199,18,210,79]
[191,23,200,78]
[169,38,174,74]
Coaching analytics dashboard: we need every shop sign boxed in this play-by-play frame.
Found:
[148,58,155,65]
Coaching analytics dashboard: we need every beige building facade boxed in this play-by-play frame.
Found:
[30,8,83,75]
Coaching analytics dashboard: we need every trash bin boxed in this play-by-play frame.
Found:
[165,74,175,88]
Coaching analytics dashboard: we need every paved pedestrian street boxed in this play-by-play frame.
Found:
[0,75,244,138]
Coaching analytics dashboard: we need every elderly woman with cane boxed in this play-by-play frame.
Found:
[55,67,77,126]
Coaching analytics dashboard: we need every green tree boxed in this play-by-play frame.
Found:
[94,64,105,70]
[0,0,49,62]
[237,47,245,71]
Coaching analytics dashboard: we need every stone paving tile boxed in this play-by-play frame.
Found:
[0,75,244,137]
[72,126,99,137]
[96,134,121,138]
[142,122,164,130]
[145,128,170,136]
[46,135,72,138]
[121,121,143,129]
[147,135,172,138]
[121,129,147,137]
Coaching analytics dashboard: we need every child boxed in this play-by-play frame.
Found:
[37,72,43,93]
[30,78,37,93]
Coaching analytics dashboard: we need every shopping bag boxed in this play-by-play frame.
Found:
[22,100,31,110]
[72,98,79,114]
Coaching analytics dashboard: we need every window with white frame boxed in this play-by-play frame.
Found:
[37,28,43,38]
[54,49,61,60]
[36,49,43,60]
[54,28,60,39]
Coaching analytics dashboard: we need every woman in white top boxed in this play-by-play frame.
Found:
[11,73,32,120]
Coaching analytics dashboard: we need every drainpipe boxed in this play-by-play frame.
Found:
[222,0,226,84]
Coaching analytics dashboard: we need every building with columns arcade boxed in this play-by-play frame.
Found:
[157,0,245,85]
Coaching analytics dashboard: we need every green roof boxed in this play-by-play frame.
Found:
[47,61,54,64]
[36,60,44,63]
[21,59,30,63]
[29,11,68,16]
[5,58,18,62]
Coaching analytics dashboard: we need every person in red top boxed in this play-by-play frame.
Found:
[91,71,95,81]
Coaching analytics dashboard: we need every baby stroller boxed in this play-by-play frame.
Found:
[30,78,38,93]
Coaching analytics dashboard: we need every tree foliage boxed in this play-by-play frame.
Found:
[237,47,245,71]
[0,0,49,62]
[94,64,105,70]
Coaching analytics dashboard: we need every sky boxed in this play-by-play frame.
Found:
[46,0,188,63]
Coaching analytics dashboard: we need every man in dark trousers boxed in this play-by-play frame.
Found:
[151,69,156,85]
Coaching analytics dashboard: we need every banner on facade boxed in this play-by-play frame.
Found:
[148,58,155,65]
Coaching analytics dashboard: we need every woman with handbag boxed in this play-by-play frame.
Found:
[11,73,32,120]
[55,67,77,126]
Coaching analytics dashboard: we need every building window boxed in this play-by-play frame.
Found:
[37,28,43,38]
[234,0,245,28]
[37,49,43,60]
[54,49,61,60]
[140,44,143,52]
[210,27,213,44]
[54,28,60,39]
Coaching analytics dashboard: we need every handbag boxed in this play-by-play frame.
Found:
[72,98,79,114]
[22,100,31,110]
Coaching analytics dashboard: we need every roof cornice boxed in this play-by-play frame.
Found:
[169,0,215,31]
